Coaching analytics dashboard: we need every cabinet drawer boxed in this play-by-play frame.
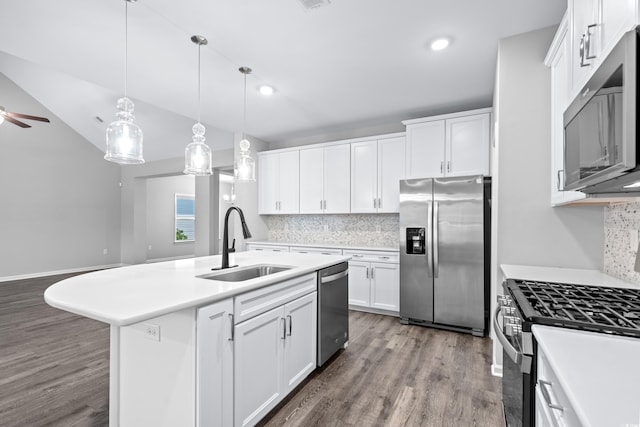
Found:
[246,243,290,253]
[290,246,343,255]
[344,249,399,264]
[537,351,580,426]
[234,273,317,324]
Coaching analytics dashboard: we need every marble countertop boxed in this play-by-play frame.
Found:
[533,325,640,426]
[248,240,399,252]
[44,251,349,327]
[500,264,639,289]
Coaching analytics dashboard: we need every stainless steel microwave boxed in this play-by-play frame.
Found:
[563,27,638,194]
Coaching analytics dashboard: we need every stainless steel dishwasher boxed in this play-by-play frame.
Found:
[317,262,349,366]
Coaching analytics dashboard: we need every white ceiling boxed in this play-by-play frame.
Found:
[0,0,565,161]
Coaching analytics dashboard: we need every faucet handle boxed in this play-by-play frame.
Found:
[229,238,236,253]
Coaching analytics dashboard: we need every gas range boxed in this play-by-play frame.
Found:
[505,279,640,337]
[496,278,640,427]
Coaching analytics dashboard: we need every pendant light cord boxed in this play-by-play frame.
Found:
[242,71,247,140]
[124,0,128,98]
[197,43,201,123]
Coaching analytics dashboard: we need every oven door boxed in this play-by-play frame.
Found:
[493,306,534,427]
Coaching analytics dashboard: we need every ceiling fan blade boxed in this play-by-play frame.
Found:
[6,112,50,122]
[3,115,31,128]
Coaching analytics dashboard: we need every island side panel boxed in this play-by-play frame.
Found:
[116,308,197,427]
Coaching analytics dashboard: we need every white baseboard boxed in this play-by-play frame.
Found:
[491,363,503,377]
[0,263,124,283]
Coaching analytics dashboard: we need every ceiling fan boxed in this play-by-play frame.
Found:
[0,105,50,128]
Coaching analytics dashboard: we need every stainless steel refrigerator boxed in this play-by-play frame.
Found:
[399,175,490,336]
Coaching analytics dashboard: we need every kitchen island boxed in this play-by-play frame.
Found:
[45,251,350,427]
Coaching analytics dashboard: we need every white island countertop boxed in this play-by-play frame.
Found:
[45,251,349,326]
[533,325,640,426]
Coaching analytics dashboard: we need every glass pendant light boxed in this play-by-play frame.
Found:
[184,35,213,176]
[105,0,144,164]
[235,67,256,182]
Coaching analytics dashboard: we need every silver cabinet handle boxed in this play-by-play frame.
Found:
[446,161,450,173]
[579,34,587,67]
[228,313,234,341]
[320,200,323,210]
[377,197,381,209]
[373,198,377,209]
[379,256,390,260]
[321,269,349,283]
[539,380,564,411]
[585,24,597,60]
[352,254,363,258]
[365,267,369,279]
[433,201,439,278]
[281,317,286,340]
[287,315,292,336]
[323,200,327,210]
[371,267,375,279]
[440,161,444,173]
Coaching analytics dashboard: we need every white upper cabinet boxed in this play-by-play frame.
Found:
[446,114,491,177]
[300,144,350,214]
[351,136,406,213]
[547,17,586,206]
[569,0,638,98]
[403,109,491,180]
[405,121,445,178]
[258,150,300,214]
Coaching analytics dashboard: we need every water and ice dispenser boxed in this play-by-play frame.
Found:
[406,227,425,254]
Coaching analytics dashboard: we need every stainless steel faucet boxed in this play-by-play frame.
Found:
[217,206,252,270]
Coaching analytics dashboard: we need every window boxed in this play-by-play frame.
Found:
[175,193,195,242]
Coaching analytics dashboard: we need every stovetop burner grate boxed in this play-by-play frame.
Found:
[507,280,640,337]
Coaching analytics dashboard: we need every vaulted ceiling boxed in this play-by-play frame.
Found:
[0,0,565,161]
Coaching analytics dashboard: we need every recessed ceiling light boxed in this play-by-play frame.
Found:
[259,85,275,96]
[623,181,640,189]
[430,38,450,51]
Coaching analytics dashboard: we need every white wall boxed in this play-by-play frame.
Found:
[491,26,605,370]
[0,73,122,279]
[146,174,195,261]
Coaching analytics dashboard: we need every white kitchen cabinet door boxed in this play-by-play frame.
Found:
[299,147,325,214]
[323,144,351,213]
[259,152,280,214]
[348,261,371,307]
[446,113,490,177]
[549,28,586,206]
[350,140,378,213]
[278,151,300,214]
[370,262,399,312]
[234,307,284,427]
[197,299,233,427]
[570,0,600,95]
[282,292,317,395]
[377,137,405,213]
[405,120,446,179]
[300,144,350,214]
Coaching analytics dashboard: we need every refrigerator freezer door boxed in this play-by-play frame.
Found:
[433,176,485,332]
[399,178,434,323]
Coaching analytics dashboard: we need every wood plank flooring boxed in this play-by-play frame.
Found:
[259,311,503,427]
[1,273,502,427]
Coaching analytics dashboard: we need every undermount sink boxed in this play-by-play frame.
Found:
[198,264,293,282]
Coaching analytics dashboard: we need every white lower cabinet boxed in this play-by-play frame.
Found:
[234,291,317,427]
[197,299,234,427]
[345,250,399,314]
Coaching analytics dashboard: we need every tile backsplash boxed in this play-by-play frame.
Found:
[264,214,399,248]
[604,201,640,284]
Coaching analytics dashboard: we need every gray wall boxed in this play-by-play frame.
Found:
[146,174,195,261]
[0,73,122,278]
[491,27,605,367]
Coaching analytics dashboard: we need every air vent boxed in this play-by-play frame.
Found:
[298,0,331,10]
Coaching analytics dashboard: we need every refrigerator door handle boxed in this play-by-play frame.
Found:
[433,201,439,278]
[426,201,433,277]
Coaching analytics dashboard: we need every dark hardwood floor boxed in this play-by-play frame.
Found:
[1,273,502,427]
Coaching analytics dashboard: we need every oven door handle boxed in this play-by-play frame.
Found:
[492,306,522,365]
